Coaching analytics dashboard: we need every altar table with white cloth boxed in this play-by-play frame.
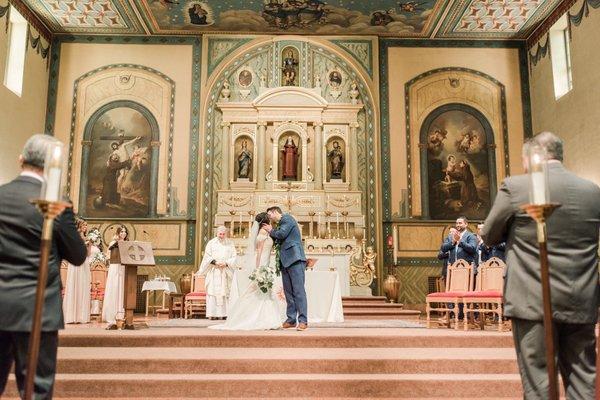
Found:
[141,280,177,316]
[228,269,344,323]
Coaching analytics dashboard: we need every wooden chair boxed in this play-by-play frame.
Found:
[463,257,506,331]
[184,274,206,319]
[426,259,473,330]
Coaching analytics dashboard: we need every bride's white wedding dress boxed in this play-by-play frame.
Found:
[209,228,284,330]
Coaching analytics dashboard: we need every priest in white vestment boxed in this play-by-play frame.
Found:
[197,226,237,320]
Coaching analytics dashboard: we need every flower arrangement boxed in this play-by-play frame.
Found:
[87,228,103,247]
[249,264,276,294]
[90,251,108,268]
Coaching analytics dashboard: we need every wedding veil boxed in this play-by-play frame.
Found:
[240,220,260,271]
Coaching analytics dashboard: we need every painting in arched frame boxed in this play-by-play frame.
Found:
[420,104,497,220]
[79,101,159,218]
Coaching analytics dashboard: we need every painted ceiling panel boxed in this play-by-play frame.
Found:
[18,0,562,39]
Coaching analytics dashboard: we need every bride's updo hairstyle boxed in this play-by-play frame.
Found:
[255,212,269,225]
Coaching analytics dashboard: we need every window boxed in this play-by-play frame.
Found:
[549,15,573,99]
[3,6,28,97]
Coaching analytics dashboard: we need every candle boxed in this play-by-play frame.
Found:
[239,211,243,237]
[531,171,546,205]
[42,143,64,202]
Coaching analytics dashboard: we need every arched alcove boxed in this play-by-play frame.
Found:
[79,100,160,218]
[419,103,497,220]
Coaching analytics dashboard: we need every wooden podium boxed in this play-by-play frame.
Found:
[118,241,155,329]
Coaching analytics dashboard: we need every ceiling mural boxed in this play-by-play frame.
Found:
[19,0,565,39]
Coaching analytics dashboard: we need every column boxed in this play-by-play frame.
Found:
[313,122,323,190]
[256,121,267,189]
[221,122,231,189]
[349,122,359,191]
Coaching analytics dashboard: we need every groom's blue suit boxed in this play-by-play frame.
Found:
[269,214,308,325]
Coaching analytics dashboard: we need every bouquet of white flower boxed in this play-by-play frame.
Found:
[87,228,103,247]
[249,264,276,294]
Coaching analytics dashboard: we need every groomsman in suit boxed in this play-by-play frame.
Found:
[482,132,599,399]
[440,216,477,269]
[0,134,87,399]
[477,223,505,264]
[263,206,308,331]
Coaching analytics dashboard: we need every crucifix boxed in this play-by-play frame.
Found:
[284,181,296,211]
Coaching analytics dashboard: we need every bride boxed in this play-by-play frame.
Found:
[209,212,284,330]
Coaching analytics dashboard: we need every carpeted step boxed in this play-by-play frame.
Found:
[55,347,518,374]
[342,296,388,302]
[5,373,525,398]
[58,329,514,348]
[343,309,421,320]
[342,302,406,309]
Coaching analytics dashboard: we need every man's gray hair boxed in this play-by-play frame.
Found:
[528,131,564,162]
[21,134,61,169]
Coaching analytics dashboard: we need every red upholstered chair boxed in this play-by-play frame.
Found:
[426,259,473,329]
[463,257,506,331]
[184,274,206,318]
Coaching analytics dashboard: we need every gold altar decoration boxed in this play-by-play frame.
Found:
[349,239,376,288]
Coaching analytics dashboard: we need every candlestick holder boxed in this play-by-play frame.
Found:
[341,211,349,239]
[24,199,69,400]
[520,202,561,400]
[324,210,332,239]
[308,211,315,239]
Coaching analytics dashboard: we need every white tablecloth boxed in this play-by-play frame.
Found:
[262,253,351,296]
[229,269,344,323]
[142,280,177,293]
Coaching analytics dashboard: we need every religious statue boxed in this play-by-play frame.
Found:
[237,140,252,179]
[281,135,299,181]
[220,81,231,101]
[363,245,376,273]
[281,50,298,86]
[327,140,345,179]
[349,82,359,104]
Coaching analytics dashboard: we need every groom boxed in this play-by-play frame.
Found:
[262,206,308,331]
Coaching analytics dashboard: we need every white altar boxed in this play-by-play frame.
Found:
[229,268,344,323]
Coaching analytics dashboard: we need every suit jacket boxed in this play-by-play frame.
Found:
[482,162,600,323]
[269,214,306,268]
[437,249,450,278]
[0,175,87,332]
[440,230,477,267]
[478,242,506,263]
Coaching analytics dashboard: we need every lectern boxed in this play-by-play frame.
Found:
[118,241,155,329]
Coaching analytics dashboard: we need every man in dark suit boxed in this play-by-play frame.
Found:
[482,132,599,399]
[437,227,458,280]
[0,134,87,399]
[477,223,505,264]
[263,206,308,331]
[440,216,478,269]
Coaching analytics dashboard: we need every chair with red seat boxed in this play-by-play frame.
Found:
[184,274,207,318]
[426,259,474,329]
[462,257,506,331]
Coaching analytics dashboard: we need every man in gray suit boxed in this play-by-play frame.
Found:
[482,132,599,399]
[263,206,308,331]
[0,134,87,399]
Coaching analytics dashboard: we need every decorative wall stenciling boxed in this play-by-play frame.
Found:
[569,0,600,26]
[528,34,550,67]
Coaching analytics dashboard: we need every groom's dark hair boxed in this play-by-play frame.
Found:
[266,206,282,214]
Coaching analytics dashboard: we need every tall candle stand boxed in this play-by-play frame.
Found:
[324,210,332,239]
[521,203,561,400]
[341,211,349,239]
[308,211,315,239]
[247,211,255,237]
